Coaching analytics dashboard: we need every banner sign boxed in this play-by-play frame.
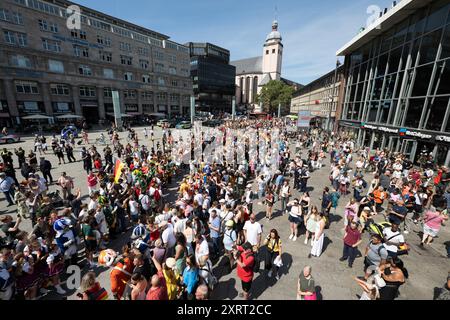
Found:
[297,111,312,128]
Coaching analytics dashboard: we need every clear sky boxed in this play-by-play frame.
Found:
[75,0,395,85]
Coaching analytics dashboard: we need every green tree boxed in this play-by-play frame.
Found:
[257,80,295,114]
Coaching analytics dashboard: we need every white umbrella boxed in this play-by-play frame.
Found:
[55,114,83,120]
[22,114,53,120]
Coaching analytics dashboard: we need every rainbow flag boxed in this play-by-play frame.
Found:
[114,159,124,183]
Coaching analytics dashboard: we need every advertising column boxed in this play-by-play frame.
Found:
[112,90,122,129]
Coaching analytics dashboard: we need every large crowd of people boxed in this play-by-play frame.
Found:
[0,119,449,301]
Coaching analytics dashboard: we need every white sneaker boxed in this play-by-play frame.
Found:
[289,234,294,240]
[275,275,280,280]
[268,270,273,278]
[293,236,297,241]
[403,230,409,234]
[304,238,308,245]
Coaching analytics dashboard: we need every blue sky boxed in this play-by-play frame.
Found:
[75,0,394,84]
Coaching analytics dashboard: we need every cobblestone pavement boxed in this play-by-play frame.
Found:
[1,127,448,300]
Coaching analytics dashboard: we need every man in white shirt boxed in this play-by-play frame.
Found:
[195,233,210,266]
[194,189,204,206]
[244,184,254,214]
[160,221,176,256]
[382,222,405,258]
[138,192,150,214]
[243,214,262,249]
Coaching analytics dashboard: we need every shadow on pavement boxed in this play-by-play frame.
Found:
[211,278,238,300]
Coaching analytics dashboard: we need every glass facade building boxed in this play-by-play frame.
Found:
[186,42,236,114]
[338,0,450,165]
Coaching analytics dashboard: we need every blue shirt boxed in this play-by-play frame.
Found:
[0,177,14,192]
[275,175,284,186]
[209,216,221,239]
[182,267,199,294]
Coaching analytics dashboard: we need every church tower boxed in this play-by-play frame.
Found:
[262,20,283,81]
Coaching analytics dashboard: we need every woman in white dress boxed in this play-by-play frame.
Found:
[309,213,326,258]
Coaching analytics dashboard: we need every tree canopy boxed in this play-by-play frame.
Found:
[257,80,295,114]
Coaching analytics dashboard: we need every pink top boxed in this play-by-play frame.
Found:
[345,203,358,218]
[424,210,444,230]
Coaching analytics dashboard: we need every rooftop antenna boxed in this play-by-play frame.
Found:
[275,4,278,21]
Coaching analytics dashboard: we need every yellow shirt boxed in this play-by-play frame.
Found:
[163,269,180,300]
[267,238,282,253]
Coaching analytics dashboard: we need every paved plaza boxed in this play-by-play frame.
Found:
[0,126,449,300]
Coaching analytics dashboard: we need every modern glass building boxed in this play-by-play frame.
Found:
[186,42,236,114]
[337,0,450,165]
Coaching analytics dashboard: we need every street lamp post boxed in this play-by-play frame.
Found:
[327,60,341,132]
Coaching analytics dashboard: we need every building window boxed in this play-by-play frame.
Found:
[123,90,136,99]
[155,63,164,73]
[180,68,189,76]
[48,59,64,73]
[97,35,111,47]
[79,30,87,40]
[104,88,113,98]
[124,72,134,81]
[170,94,179,102]
[157,92,167,101]
[42,38,61,52]
[138,47,149,56]
[39,20,58,33]
[78,65,92,76]
[140,60,149,69]
[15,81,39,94]
[153,51,164,60]
[79,86,96,97]
[168,67,177,75]
[142,75,152,84]
[0,9,10,22]
[266,50,269,55]
[168,55,177,64]
[103,68,114,79]
[74,45,89,58]
[12,12,23,25]
[10,54,31,68]
[121,55,133,65]
[171,80,178,87]
[3,30,16,45]
[272,49,276,54]
[50,84,70,95]
[99,51,112,62]
[141,91,153,100]
[119,42,132,52]
[3,30,28,47]
[157,77,165,86]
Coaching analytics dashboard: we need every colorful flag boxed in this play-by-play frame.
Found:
[114,159,124,183]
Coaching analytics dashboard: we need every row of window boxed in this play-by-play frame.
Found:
[8,55,190,87]
[12,0,190,54]
[0,8,23,25]
[14,81,190,102]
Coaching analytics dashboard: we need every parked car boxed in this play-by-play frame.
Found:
[0,134,20,144]
[157,119,176,128]
[175,121,192,129]
[202,119,223,127]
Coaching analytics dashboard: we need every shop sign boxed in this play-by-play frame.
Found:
[436,135,450,143]
[402,129,432,140]
[378,126,398,134]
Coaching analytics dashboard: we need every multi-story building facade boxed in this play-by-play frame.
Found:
[337,0,450,165]
[290,65,344,129]
[0,0,193,128]
[185,42,235,114]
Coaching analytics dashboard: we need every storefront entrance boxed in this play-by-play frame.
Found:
[400,139,417,161]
